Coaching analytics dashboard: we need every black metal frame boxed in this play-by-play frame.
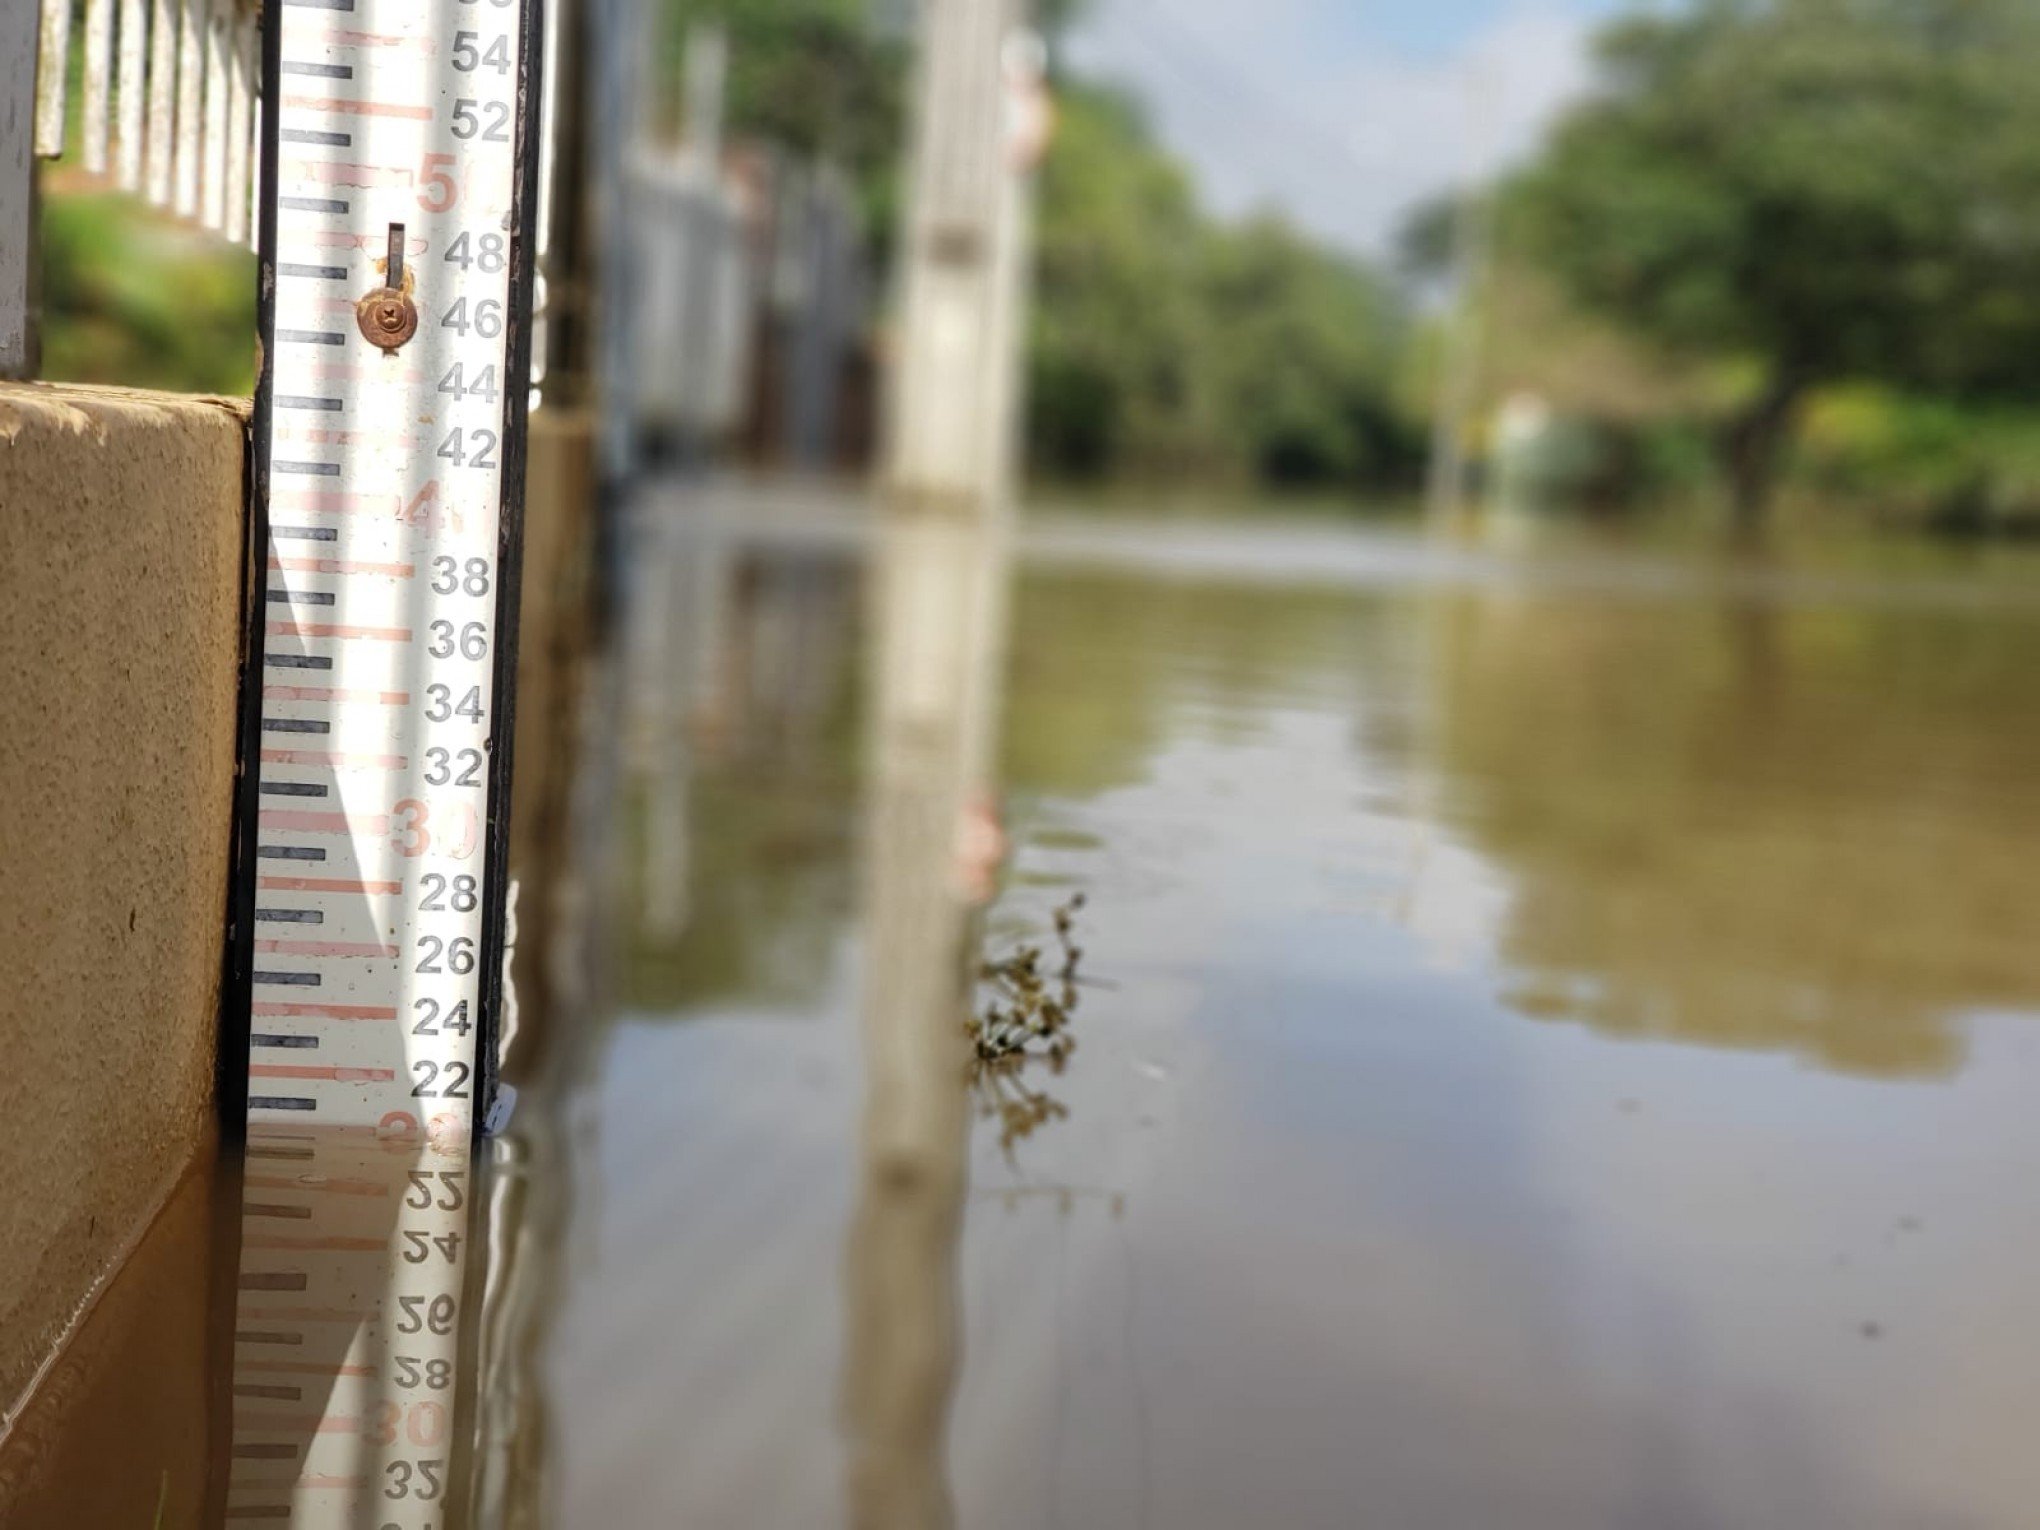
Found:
[472,0,549,1133]
[222,0,548,1146]
[217,0,284,1140]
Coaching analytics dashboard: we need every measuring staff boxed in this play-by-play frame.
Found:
[227,0,544,1143]
[219,0,542,1516]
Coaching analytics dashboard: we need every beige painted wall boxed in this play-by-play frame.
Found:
[0,388,598,1435]
[0,383,249,1422]
[0,1155,226,1527]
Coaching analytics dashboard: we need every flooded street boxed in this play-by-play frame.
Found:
[16,0,2040,1520]
[526,512,2040,1528]
[10,511,2040,1530]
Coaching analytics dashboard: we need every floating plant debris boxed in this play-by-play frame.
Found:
[966,893,1088,1156]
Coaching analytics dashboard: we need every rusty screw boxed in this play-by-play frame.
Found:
[357,287,417,351]
[357,222,416,351]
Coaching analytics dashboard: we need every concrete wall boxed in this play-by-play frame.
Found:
[0,386,600,1438]
[0,382,249,1422]
[0,1155,228,1527]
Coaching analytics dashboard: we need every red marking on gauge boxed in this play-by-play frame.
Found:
[270,488,403,514]
[247,1069,397,1091]
[266,621,412,642]
[261,686,410,705]
[282,94,431,120]
[282,159,417,188]
[253,939,401,958]
[257,751,405,771]
[269,556,415,577]
[257,809,391,835]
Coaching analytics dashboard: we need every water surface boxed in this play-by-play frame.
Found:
[10,514,2040,1530]
[541,516,2040,1529]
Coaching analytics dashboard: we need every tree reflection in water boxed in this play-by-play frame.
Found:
[1427,588,2040,1077]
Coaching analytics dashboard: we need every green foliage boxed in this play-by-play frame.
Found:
[38,26,256,395]
[1525,0,2040,382]
[40,0,1415,497]
[673,0,1419,496]
[1027,86,1216,478]
[41,189,257,395]
[1029,84,1417,491]
[1199,216,1414,486]
[1798,385,2040,532]
[1513,0,2040,520]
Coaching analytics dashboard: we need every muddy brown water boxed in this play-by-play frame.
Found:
[9,516,2040,1528]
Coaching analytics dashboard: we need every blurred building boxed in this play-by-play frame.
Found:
[623,132,875,474]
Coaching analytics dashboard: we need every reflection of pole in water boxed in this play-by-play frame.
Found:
[639,530,696,944]
[620,494,687,943]
[845,509,1015,1529]
[842,0,1039,1520]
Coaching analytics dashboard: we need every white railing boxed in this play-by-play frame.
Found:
[6,0,260,376]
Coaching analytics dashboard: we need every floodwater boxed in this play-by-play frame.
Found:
[10,507,2040,1528]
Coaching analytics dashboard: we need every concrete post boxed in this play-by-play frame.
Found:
[843,5,1041,1525]
[0,383,249,1424]
[2,3,39,379]
[864,0,1036,1189]
[1425,185,1493,527]
[1425,70,1497,528]
[884,0,1031,523]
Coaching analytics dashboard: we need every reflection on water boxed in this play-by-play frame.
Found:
[618,523,862,1013]
[223,1130,486,1527]
[1430,590,2040,1074]
[839,507,1011,1530]
[563,514,2040,1529]
[15,515,2040,1527]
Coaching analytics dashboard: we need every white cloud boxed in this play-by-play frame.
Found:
[1064,1,1598,257]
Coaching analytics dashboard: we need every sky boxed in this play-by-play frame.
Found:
[1065,0,1640,258]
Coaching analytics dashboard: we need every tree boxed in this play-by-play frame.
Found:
[1198,216,1415,487]
[664,0,1418,496]
[1514,0,2040,528]
[1027,85,1218,479]
[1030,84,1417,491]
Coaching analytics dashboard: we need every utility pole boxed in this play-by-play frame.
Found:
[884,0,1033,538]
[845,4,1041,1527]
[863,0,1036,1178]
[1424,185,1492,525]
[872,0,1040,821]
[1426,68,1498,529]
